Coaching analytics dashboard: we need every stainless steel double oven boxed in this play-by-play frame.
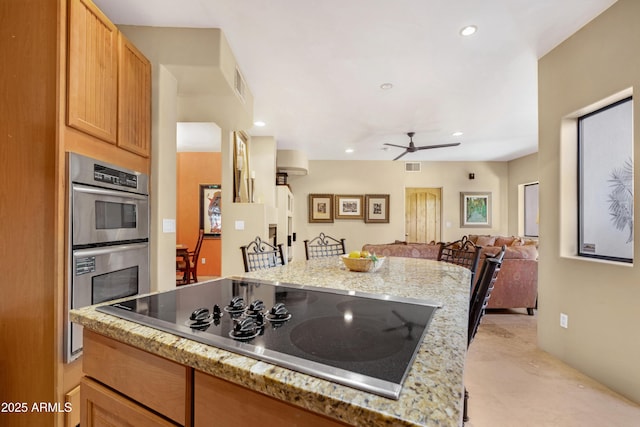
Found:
[65,153,150,362]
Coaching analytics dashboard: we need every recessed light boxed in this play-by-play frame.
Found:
[380,83,393,90]
[254,121,266,127]
[452,131,464,137]
[460,25,477,36]
[345,148,354,154]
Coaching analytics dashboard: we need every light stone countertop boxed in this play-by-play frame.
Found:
[71,256,470,427]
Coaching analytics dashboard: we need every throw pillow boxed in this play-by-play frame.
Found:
[476,235,496,247]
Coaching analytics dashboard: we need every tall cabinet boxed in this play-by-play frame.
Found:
[1,1,151,426]
[277,186,295,262]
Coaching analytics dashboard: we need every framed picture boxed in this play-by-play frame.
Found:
[308,194,334,223]
[233,131,250,203]
[200,184,222,238]
[365,194,390,223]
[335,195,364,220]
[578,97,633,262]
[460,192,491,228]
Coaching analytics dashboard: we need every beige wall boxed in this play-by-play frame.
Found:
[538,0,640,403]
[287,160,510,260]
[119,26,253,285]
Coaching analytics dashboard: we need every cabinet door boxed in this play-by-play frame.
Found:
[118,33,151,157]
[83,330,188,425]
[81,378,178,427]
[67,0,118,144]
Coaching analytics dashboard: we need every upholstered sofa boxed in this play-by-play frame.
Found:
[362,235,538,315]
[467,235,538,314]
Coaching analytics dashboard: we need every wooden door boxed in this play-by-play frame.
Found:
[67,0,119,144]
[118,33,151,157]
[405,188,442,243]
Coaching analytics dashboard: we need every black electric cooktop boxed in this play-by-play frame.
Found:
[97,277,441,399]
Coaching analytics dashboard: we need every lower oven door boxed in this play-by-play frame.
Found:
[66,242,150,362]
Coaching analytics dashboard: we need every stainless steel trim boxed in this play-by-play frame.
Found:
[72,184,149,201]
[72,242,150,258]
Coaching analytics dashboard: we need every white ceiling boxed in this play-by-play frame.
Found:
[95,0,617,161]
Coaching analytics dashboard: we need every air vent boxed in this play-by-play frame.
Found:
[234,67,246,102]
[405,162,421,172]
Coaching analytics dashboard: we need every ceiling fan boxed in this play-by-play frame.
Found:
[384,132,461,160]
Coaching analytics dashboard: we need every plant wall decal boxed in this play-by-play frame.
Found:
[607,158,633,243]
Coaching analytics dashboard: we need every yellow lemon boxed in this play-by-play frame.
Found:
[360,250,370,258]
[348,251,361,258]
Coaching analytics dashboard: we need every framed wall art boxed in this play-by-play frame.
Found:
[200,184,222,238]
[460,191,491,228]
[578,96,633,262]
[365,194,390,223]
[233,131,250,203]
[308,194,334,223]
[335,195,364,220]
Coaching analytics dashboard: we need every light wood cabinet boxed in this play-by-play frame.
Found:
[194,371,348,427]
[67,0,119,144]
[81,378,178,427]
[65,386,81,427]
[83,330,189,426]
[67,0,151,158]
[118,33,151,157]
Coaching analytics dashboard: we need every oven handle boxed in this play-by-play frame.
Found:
[73,242,149,258]
[72,183,148,200]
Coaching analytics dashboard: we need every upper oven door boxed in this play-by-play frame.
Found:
[72,183,149,246]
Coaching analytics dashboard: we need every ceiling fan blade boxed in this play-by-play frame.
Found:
[393,151,409,161]
[416,142,461,150]
[384,143,409,149]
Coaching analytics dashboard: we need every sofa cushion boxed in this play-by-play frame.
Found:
[495,236,516,246]
[476,235,497,246]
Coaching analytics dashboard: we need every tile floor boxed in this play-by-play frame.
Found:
[464,309,640,427]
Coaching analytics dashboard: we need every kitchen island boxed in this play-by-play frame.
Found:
[71,256,470,427]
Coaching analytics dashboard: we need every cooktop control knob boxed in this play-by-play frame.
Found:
[190,307,210,322]
[228,296,245,311]
[248,299,265,315]
[269,303,290,320]
[233,317,258,337]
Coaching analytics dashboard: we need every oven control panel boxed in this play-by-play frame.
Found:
[94,164,138,189]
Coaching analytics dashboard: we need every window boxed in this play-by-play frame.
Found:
[524,183,539,238]
[578,97,633,262]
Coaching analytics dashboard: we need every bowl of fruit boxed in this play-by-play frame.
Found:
[341,251,385,272]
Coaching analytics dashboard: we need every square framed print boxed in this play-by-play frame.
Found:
[335,195,364,220]
[460,192,491,228]
[365,194,390,223]
[200,184,222,238]
[308,194,334,223]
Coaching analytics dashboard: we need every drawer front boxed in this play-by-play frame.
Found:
[194,371,349,427]
[81,378,178,427]
[83,330,187,425]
